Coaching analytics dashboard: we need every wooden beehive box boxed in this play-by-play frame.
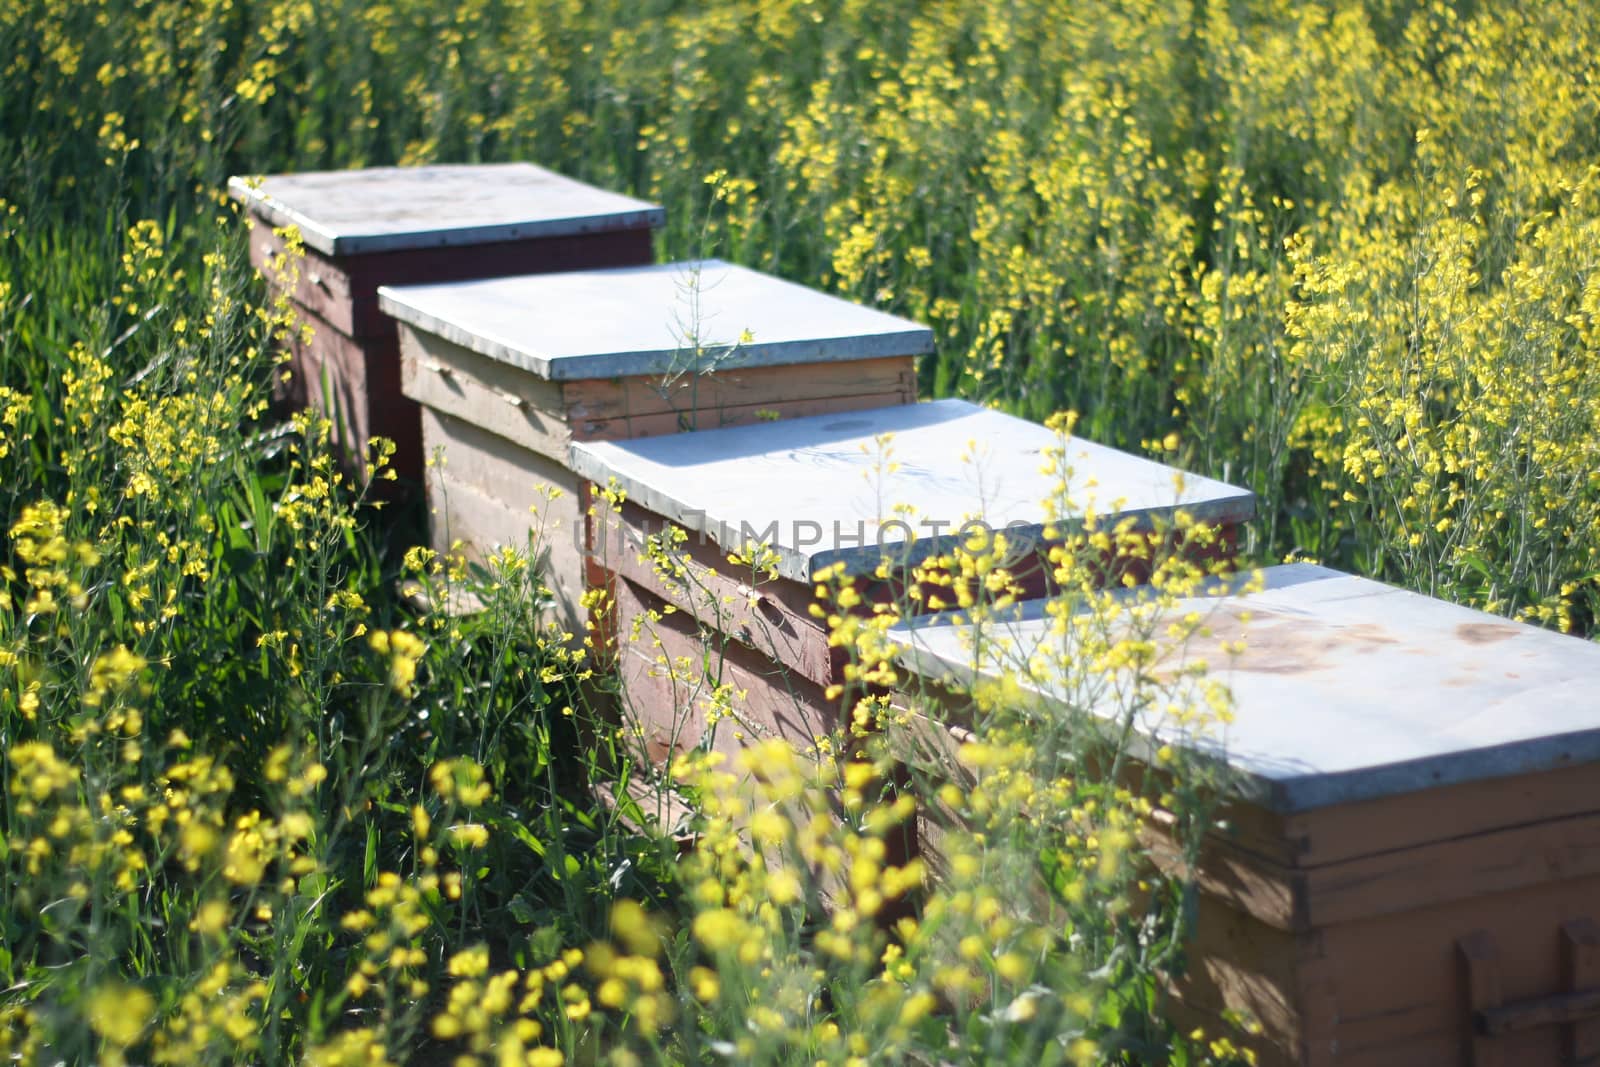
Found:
[227,163,664,481]
[378,259,933,625]
[569,397,1255,773]
[891,563,1600,1066]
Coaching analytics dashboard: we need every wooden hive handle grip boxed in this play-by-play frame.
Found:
[495,386,528,410]
[734,584,791,636]
[1458,930,1504,1067]
[1458,920,1600,1065]
[1476,988,1600,1037]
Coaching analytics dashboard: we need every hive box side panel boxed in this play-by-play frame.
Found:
[1146,775,1600,938]
[1167,892,1317,1067]
[589,500,835,687]
[1289,875,1600,1066]
[400,332,915,458]
[1299,807,1600,929]
[572,388,917,442]
[421,438,586,627]
[402,328,572,460]
[1165,859,1600,1065]
[419,407,584,523]
[1277,761,1600,868]
[561,355,917,425]
[1188,772,1600,933]
[288,307,422,482]
[613,576,836,771]
[612,576,912,910]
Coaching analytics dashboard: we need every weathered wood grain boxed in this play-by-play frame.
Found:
[1167,891,1310,1060]
[419,407,582,519]
[591,499,835,688]
[403,328,573,460]
[571,389,916,443]
[281,305,422,484]
[613,575,835,770]
[1300,809,1600,929]
[420,441,587,627]
[1562,919,1600,1062]
[561,355,916,423]
[1220,761,1600,870]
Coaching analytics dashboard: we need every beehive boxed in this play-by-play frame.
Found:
[378,259,932,624]
[228,162,664,481]
[891,562,1600,1066]
[570,397,1254,772]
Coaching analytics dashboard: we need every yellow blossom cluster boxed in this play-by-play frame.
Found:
[10,0,1600,1063]
[594,410,1260,1063]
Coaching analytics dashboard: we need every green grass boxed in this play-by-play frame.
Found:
[4,0,1599,1062]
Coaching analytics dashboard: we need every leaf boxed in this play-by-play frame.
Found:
[1459,552,1494,582]
[362,821,378,889]
[527,925,563,962]
[106,586,125,632]
[507,894,540,925]
[503,820,547,859]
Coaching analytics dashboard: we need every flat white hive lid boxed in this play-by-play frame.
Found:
[570,398,1255,582]
[227,163,664,256]
[891,563,1600,811]
[377,259,935,381]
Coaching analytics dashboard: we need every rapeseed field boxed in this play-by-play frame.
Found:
[3,1,1596,1062]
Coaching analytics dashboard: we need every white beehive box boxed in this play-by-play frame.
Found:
[378,259,934,623]
[892,563,1600,1066]
[570,397,1254,767]
[228,162,664,481]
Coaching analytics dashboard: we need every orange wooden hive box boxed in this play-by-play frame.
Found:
[377,260,931,625]
[228,163,663,482]
[569,398,1255,776]
[891,563,1600,1066]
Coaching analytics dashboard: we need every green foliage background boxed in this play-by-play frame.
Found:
[6,0,1600,626]
[2,0,1599,1063]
